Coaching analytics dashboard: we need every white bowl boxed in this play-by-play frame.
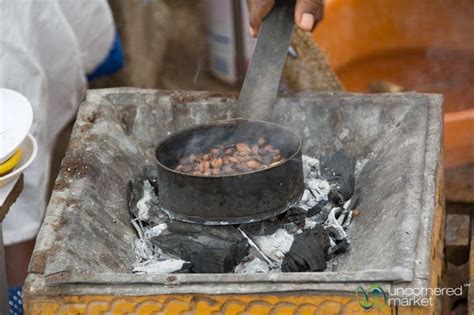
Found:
[0,133,37,187]
[0,88,33,163]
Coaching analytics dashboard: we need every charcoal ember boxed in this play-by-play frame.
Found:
[320,150,356,201]
[277,207,307,225]
[282,224,330,272]
[151,221,249,273]
[128,177,167,225]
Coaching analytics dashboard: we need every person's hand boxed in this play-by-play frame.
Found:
[247,0,324,37]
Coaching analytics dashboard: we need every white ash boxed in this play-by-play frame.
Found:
[133,259,188,274]
[144,223,167,239]
[130,154,356,274]
[133,238,154,261]
[302,155,320,178]
[325,207,347,241]
[234,256,271,274]
[298,156,330,210]
[252,228,294,264]
[136,180,155,221]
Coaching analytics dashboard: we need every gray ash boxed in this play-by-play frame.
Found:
[129,150,357,274]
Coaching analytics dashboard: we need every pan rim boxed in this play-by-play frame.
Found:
[155,118,303,178]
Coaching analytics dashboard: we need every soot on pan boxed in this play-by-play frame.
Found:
[175,137,284,176]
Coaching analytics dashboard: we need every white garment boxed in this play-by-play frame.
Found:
[0,0,114,245]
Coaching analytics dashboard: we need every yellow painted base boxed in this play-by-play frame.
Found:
[27,294,432,315]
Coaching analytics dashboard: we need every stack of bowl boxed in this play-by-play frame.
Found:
[0,88,37,188]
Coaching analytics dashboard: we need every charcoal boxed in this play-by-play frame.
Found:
[329,239,350,256]
[307,204,323,218]
[306,201,334,226]
[282,224,330,272]
[151,221,249,273]
[320,150,356,201]
[128,177,168,225]
[277,207,307,225]
[327,190,344,206]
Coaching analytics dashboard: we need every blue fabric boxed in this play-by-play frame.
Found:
[87,32,124,81]
[9,286,23,315]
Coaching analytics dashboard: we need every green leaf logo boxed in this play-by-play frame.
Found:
[355,285,387,310]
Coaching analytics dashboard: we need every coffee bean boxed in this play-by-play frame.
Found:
[175,138,285,175]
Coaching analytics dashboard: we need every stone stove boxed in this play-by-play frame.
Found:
[24,89,444,313]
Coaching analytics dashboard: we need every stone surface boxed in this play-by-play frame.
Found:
[26,89,442,298]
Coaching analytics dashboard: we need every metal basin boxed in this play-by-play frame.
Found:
[24,89,444,313]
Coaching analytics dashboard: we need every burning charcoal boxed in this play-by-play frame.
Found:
[151,221,249,273]
[282,224,330,272]
[128,177,167,225]
[320,150,356,201]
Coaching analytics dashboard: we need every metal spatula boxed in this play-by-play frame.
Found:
[237,0,295,120]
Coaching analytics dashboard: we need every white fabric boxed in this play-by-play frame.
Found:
[0,0,114,245]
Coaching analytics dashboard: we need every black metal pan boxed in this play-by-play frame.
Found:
[155,119,304,224]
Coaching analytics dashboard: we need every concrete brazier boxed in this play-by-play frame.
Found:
[25,89,444,314]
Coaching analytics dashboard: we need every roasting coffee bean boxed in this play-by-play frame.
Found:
[175,138,284,176]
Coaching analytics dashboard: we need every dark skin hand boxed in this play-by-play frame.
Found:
[247,0,324,37]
